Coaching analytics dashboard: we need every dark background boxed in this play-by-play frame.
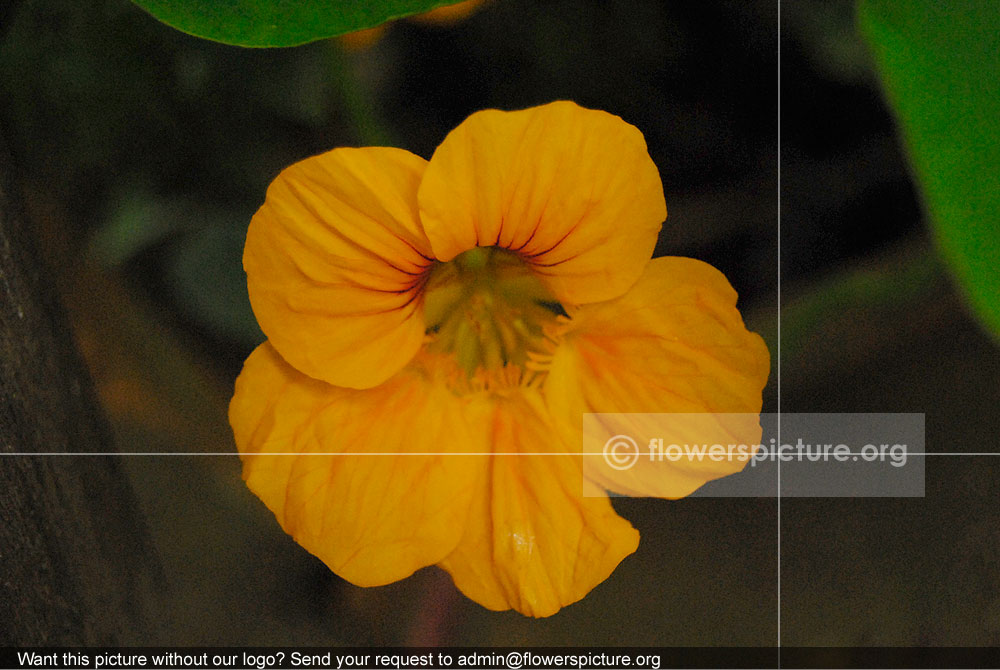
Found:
[1,0,998,648]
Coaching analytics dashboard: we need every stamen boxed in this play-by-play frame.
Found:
[422,246,566,392]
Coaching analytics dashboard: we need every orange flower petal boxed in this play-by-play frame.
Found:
[417,101,665,306]
[338,25,388,51]
[409,0,484,25]
[545,257,770,498]
[438,389,639,617]
[230,343,485,587]
[245,147,434,389]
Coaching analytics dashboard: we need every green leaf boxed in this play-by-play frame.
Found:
[858,1,1000,340]
[129,0,470,47]
[90,188,191,267]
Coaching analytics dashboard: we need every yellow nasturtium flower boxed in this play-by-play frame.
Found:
[230,101,769,617]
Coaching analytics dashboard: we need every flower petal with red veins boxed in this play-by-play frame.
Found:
[418,101,665,306]
[245,147,434,389]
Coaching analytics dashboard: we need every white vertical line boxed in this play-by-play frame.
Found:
[776,0,783,660]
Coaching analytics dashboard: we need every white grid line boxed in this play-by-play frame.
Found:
[777,0,783,657]
[1,452,997,457]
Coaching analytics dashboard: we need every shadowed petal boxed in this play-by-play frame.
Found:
[545,257,770,498]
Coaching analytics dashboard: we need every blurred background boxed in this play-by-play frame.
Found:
[1,0,998,649]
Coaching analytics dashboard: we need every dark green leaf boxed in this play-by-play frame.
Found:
[128,0,470,47]
[859,1,1000,340]
[90,188,192,267]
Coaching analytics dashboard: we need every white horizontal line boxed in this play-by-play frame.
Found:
[0,452,998,457]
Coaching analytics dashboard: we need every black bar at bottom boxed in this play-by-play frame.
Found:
[3,647,1000,669]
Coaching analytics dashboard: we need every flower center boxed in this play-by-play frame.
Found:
[423,247,563,383]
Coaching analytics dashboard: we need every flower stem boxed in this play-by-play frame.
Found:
[327,43,394,147]
[405,569,460,646]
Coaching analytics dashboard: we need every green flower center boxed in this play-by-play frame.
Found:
[423,247,563,377]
